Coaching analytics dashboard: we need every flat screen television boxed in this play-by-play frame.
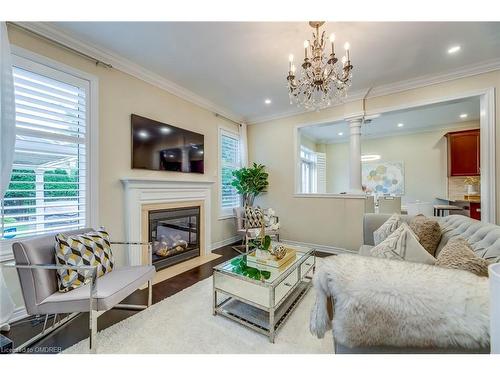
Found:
[131,114,204,173]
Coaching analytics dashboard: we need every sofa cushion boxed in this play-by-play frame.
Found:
[55,228,115,293]
[38,265,156,314]
[436,237,489,277]
[370,223,436,265]
[373,213,401,245]
[437,215,500,262]
[409,215,441,256]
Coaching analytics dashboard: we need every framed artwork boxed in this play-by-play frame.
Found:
[362,161,405,195]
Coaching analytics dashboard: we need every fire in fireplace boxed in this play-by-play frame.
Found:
[148,206,200,270]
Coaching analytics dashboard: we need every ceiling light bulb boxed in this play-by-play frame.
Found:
[362,154,381,162]
[303,40,309,49]
[448,45,461,54]
[460,113,468,119]
[397,123,404,127]
[329,33,336,42]
[344,42,350,50]
[160,127,171,134]
[288,53,294,62]
[265,99,272,105]
[338,132,343,136]
[138,130,149,139]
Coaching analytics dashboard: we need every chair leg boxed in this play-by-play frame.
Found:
[89,309,97,354]
[147,280,153,307]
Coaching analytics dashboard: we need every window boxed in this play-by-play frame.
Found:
[300,146,317,193]
[219,128,241,217]
[300,146,326,194]
[0,57,93,242]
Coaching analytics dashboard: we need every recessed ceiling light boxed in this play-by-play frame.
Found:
[397,123,404,128]
[338,132,343,136]
[448,45,461,54]
[460,113,468,119]
[264,99,272,105]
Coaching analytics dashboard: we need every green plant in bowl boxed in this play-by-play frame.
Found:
[230,256,271,281]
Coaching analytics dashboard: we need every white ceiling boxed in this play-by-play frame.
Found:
[48,22,500,122]
[301,96,480,143]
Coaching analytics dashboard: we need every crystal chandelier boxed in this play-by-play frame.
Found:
[286,21,353,110]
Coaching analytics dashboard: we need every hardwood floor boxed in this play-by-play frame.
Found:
[3,245,331,354]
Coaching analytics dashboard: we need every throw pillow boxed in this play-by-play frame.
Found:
[244,206,263,228]
[55,228,115,292]
[409,214,442,256]
[370,222,436,265]
[373,213,402,245]
[435,237,489,277]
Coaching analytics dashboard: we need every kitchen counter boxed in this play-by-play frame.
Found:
[435,197,481,220]
[436,197,481,204]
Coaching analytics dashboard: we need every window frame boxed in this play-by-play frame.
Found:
[0,47,99,261]
[218,126,241,219]
[300,145,318,194]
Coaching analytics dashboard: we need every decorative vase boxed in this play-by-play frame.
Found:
[271,244,287,260]
[465,184,478,195]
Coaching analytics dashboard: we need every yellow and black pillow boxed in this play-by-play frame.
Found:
[54,228,114,292]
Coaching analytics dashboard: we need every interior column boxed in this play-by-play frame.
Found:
[348,118,363,193]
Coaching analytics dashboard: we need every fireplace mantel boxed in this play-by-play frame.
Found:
[121,177,215,188]
[121,177,214,266]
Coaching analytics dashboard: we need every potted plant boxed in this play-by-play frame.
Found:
[464,176,480,196]
[231,163,269,207]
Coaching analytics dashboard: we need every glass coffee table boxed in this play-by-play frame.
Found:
[212,244,315,343]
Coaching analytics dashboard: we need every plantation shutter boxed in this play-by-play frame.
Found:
[316,152,327,193]
[220,129,241,214]
[0,65,88,240]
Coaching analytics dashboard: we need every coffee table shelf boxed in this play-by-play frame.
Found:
[212,244,315,343]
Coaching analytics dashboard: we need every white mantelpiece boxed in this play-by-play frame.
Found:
[121,178,215,266]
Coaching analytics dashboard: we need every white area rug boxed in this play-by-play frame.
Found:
[63,277,332,354]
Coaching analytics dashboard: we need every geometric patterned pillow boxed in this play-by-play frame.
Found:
[373,213,401,245]
[370,223,436,265]
[54,228,114,293]
[244,206,264,229]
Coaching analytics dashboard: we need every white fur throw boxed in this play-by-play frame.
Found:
[310,254,490,350]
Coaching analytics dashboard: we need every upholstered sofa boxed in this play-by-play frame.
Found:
[360,214,500,263]
[323,214,500,354]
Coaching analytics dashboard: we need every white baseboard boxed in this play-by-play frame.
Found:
[210,235,241,251]
[9,306,28,323]
[280,239,356,255]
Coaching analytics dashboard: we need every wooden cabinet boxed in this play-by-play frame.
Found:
[446,129,480,176]
[470,202,481,220]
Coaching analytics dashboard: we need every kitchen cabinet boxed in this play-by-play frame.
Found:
[446,129,480,176]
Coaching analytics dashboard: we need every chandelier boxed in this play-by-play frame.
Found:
[286,21,353,110]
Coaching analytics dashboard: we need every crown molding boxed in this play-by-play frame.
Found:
[13,22,243,124]
[367,57,500,98]
[248,58,500,125]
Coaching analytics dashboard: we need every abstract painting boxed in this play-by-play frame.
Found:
[362,161,405,195]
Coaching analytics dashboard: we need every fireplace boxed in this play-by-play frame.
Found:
[148,206,201,270]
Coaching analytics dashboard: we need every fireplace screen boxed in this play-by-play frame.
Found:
[149,206,200,270]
